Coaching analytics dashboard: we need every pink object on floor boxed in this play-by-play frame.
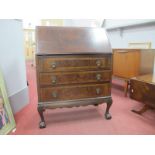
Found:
[12,61,155,135]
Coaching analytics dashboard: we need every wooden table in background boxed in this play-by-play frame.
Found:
[130,74,155,115]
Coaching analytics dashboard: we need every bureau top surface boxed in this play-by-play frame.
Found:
[36,26,112,55]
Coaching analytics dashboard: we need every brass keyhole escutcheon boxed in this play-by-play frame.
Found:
[96,74,101,81]
[51,62,56,69]
[96,88,101,95]
[96,60,101,67]
[51,76,57,84]
[52,92,58,98]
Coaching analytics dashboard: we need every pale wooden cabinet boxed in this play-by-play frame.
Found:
[113,49,141,78]
[113,49,141,96]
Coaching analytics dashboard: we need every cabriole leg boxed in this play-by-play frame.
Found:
[105,98,112,120]
[37,105,46,129]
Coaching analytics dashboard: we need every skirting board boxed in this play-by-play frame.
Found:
[9,86,29,114]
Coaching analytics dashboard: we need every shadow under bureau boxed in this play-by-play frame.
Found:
[36,26,113,128]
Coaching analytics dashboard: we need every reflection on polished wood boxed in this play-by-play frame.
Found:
[130,74,155,115]
[131,74,155,84]
[36,27,111,55]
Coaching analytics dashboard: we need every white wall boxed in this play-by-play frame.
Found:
[104,20,155,49]
[104,19,155,29]
[0,20,27,99]
[63,19,155,49]
[63,19,103,27]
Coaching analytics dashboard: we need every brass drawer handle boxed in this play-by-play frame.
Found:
[51,62,57,69]
[96,74,101,81]
[52,92,58,98]
[96,60,101,67]
[51,76,57,84]
[96,88,101,95]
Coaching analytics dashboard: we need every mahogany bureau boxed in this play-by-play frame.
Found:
[35,26,113,128]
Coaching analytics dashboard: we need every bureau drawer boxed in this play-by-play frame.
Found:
[39,70,111,86]
[38,55,111,72]
[40,83,111,102]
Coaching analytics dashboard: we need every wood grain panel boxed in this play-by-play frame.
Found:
[36,27,112,55]
[113,49,140,79]
[40,83,111,102]
[38,55,112,72]
[130,78,155,107]
[39,70,111,86]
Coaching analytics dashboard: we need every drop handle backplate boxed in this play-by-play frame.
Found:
[51,76,57,84]
[96,60,101,67]
[51,62,57,69]
[52,92,58,98]
[96,74,101,81]
[96,88,101,95]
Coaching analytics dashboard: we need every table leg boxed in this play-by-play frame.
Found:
[124,80,130,97]
[131,104,149,115]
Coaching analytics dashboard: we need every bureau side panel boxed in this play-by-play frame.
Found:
[35,55,41,102]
